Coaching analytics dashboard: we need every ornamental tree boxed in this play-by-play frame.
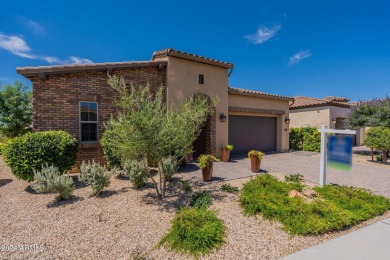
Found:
[0,81,32,137]
[101,75,217,198]
[364,127,390,162]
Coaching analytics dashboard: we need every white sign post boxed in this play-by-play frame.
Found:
[318,125,356,187]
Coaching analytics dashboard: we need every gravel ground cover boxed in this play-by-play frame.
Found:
[1,156,389,259]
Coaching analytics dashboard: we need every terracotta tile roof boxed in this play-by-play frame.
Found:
[228,87,293,100]
[17,61,167,77]
[152,48,233,69]
[323,96,349,102]
[291,96,352,109]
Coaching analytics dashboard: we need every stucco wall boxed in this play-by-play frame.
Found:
[162,56,229,157]
[289,107,330,128]
[228,94,290,152]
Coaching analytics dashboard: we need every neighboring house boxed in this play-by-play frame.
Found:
[17,48,292,168]
[289,96,365,145]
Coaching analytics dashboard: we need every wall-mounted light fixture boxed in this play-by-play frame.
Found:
[285,117,290,124]
[332,118,337,124]
[220,113,227,122]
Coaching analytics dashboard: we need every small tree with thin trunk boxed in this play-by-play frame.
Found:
[364,127,390,162]
[101,75,217,198]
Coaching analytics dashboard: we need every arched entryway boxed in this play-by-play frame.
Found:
[191,94,217,160]
[193,116,211,158]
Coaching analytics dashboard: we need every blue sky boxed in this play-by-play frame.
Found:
[1,0,389,101]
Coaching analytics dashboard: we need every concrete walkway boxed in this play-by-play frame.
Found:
[280,218,390,260]
[180,151,390,198]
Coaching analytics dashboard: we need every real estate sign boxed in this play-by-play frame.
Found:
[327,135,353,171]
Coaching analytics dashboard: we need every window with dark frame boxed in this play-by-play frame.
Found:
[79,102,98,142]
[199,74,204,84]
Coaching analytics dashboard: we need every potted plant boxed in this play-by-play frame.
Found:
[248,150,264,173]
[198,154,220,181]
[220,145,233,162]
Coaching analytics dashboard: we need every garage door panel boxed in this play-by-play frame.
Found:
[229,115,276,155]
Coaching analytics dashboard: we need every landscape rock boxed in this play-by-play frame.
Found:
[302,188,317,198]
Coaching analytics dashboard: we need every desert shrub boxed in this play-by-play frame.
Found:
[100,128,122,168]
[220,183,239,193]
[2,131,78,181]
[239,174,390,235]
[182,180,192,193]
[159,208,225,257]
[285,174,304,184]
[190,191,212,209]
[79,161,115,195]
[158,156,180,181]
[31,165,75,200]
[289,127,321,152]
[122,159,149,188]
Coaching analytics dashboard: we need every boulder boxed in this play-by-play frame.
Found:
[288,189,302,198]
[302,188,317,198]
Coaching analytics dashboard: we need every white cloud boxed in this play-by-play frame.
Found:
[288,50,311,66]
[0,33,36,59]
[70,56,93,64]
[0,32,93,64]
[244,24,281,44]
[19,17,46,35]
[27,20,45,35]
[42,56,62,64]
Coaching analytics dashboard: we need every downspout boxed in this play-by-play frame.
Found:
[228,67,234,77]
[289,98,295,108]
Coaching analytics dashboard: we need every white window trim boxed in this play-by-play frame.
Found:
[79,101,99,143]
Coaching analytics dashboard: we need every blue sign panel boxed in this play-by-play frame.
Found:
[327,135,353,171]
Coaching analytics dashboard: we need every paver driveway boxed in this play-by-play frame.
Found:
[181,151,390,198]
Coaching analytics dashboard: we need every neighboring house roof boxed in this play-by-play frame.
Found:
[290,96,352,109]
[17,61,167,77]
[323,96,349,102]
[228,87,293,101]
[152,48,234,69]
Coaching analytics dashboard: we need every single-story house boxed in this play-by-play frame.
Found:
[17,48,292,167]
[289,96,365,145]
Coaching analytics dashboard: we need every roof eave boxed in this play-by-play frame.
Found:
[169,51,233,69]
[228,89,294,101]
[16,61,167,77]
[290,103,351,110]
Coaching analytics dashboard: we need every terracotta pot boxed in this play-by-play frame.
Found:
[250,156,261,173]
[221,148,230,162]
[201,160,213,181]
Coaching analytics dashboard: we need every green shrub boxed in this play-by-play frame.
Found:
[285,174,304,184]
[220,183,239,193]
[31,165,75,200]
[122,159,149,188]
[198,155,219,169]
[239,175,390,235]
[2,131,78,181]
[182,180,192,193]
[159,208,225,258]
[190,191,212,209]
[158,156,180,181]
[100,129,122,168]
[289,127,321,152]
[79,161,115,195]
[364,127,390,162]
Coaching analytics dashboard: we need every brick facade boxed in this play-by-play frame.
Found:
[31,67,166,169]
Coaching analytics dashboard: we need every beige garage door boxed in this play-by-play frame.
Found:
[229,115,276,155]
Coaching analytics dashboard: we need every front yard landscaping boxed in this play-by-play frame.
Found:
[240,175,390,235]
[1,156,389,259]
